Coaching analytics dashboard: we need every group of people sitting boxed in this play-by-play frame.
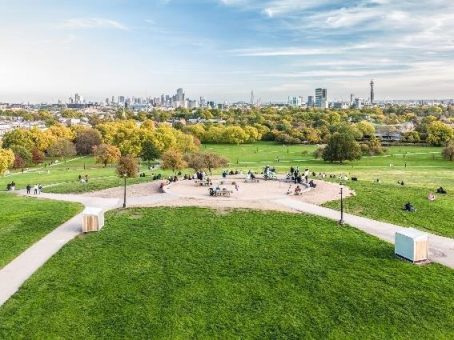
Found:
[152,174,163,181]
[167,176,179,183]
[287,167,310,184]
[263,166,277,180]
[209,185,233,197]
[222,170,241,178]
[403,187,448,212]
[195,171,207,181]
[245,170,258,181]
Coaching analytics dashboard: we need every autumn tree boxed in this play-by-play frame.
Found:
[32,148,45,164]
[356,121,376,138]
[11,145,32,165]
[75,128,102,155]
[13,154,26,169]
[141,139,161,165]
[46,124,75,141]
[10,145,32,169]
[443,140,454,161]
[117,155,139,178]
[185,152,205,172]
[94,144,121,167]
[322,132,362,163]
[0,148,15,175]
[47,139,77,158]
[427,122,453,146]
[201,152,229,174]
[161,148,187,173]
[361,136,384,156]
[2,129,34,151]
[185,152,229,174]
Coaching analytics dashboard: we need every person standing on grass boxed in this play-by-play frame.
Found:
[85,174,89,183]
[38,184,43,194]
[26,184,31,194]
[33,184,38,195]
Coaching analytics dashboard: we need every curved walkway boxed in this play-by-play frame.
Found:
[0,191,174,306]
[1,181,454,307]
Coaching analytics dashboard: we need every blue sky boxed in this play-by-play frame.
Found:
[1,0,454,103]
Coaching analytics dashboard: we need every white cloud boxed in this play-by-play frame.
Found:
[61,18,129,30]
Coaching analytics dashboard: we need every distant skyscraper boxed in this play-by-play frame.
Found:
[307,96,314,107]
[370,80,375,104]
[200,96,206,108]
[74,93,81,104]
[175,88,185,107]
[315,88,328,108]
[250,90,254,105]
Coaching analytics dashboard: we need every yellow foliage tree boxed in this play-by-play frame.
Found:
[0,148,15,175]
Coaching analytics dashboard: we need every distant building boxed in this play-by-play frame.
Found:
[200,96,206,108]
[315,88,328,109]
[307,96,314,107]
[175,88,185,108]
[354,98,364,109]
[288,96,303,107]
[188,99,198,109]
[332,101,349,109]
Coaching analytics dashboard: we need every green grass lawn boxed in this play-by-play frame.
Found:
[324,181,454,237]
[208,142,454,236]
[0,207,453,338]
[0,157,167,194]
[0,193,82,269]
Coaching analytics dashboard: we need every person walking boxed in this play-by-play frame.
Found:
[33,184,38,195]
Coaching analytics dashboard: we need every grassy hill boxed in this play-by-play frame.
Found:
[1,207,453,338]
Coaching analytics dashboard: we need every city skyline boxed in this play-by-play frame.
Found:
[1,0,454,103]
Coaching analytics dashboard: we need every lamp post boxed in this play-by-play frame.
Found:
[339,183,345,225]
[123,173,127,208]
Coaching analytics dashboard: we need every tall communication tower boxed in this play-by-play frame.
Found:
[370,80,375,104]
[250,90,255,105]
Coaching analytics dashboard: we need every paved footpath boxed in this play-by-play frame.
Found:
[275,198,454,269]
[0,192,173,307]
